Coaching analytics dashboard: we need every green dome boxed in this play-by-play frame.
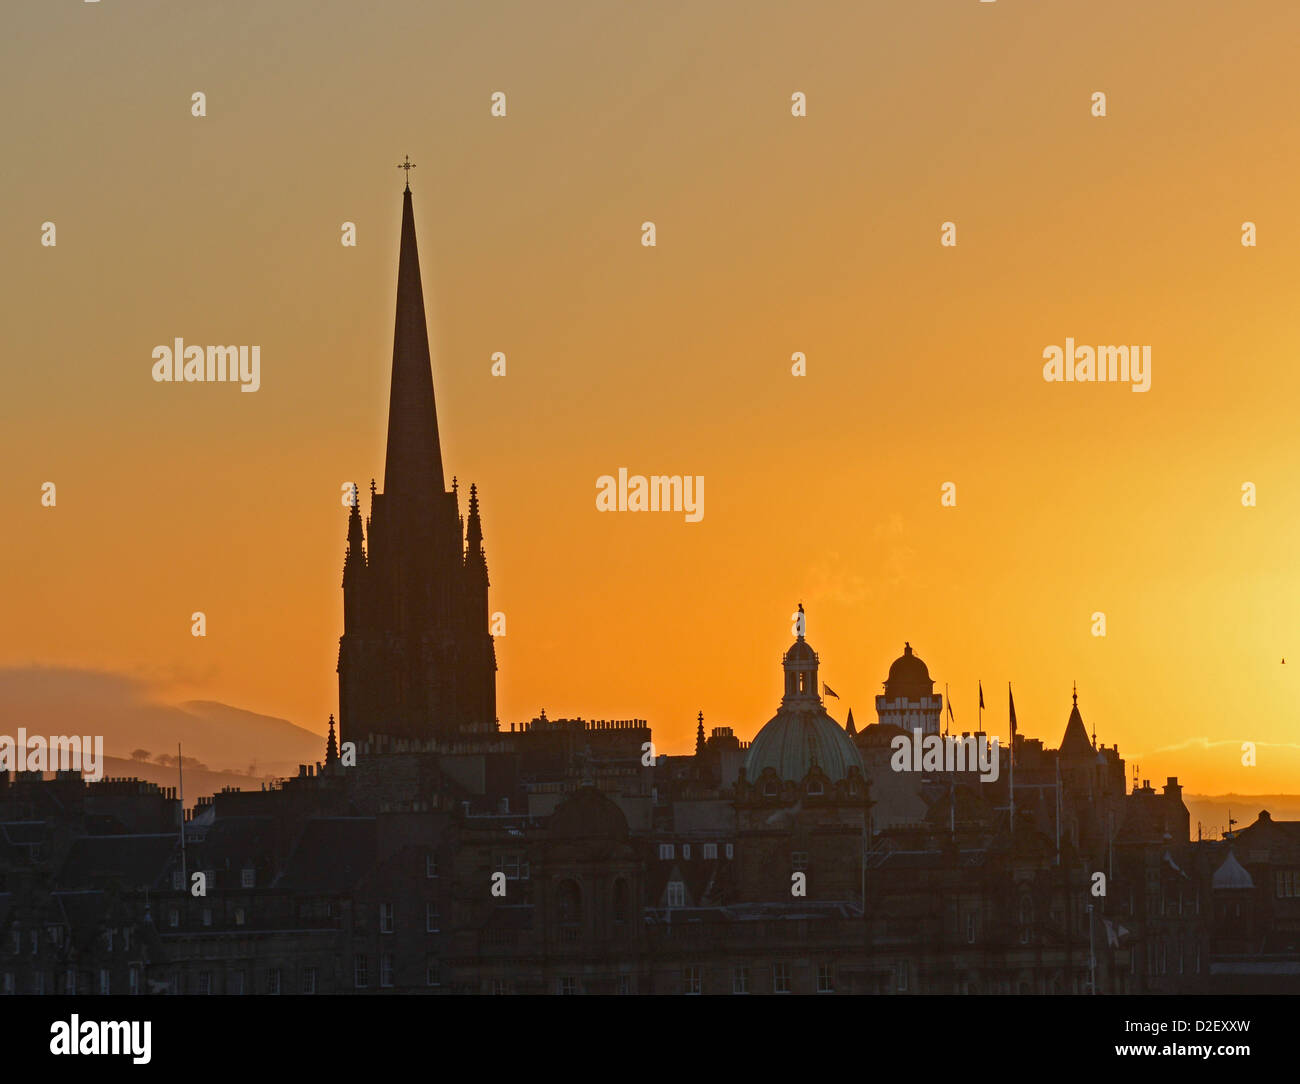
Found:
[745,705,863,783]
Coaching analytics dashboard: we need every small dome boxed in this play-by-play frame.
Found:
[784,639,817,665]
[1212,849,1254,890]
[745,706,864,783]
[884,642,933,700]
[550,785,629,839]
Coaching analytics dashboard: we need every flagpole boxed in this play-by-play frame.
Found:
[1008,684,1015,838]
[178,741,186,888]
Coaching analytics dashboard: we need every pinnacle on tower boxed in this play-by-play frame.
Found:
[695,711,706,756]
[326,715,339,766]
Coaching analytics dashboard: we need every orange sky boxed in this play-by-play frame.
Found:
[4,1,1300,792]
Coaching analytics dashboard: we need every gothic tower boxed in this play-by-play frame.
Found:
[336,179,497,746]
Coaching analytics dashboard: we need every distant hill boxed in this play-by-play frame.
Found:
[1,666,324,778]
[1185,794,1300,839]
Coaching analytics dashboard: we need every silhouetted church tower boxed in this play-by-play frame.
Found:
[337,178,497,746]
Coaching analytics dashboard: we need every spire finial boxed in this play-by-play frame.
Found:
[1073,680,1078,706]
[398,155,416,191]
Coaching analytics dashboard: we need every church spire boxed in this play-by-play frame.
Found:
[695,710,705,756]
[382,183,445,512]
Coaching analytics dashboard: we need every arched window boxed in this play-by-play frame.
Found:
[557,879,581,942]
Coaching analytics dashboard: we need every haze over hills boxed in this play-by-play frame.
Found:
[1,666,323,777]
[1184,795,1300,839]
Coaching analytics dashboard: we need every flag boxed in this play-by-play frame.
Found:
[823,683,839,699]
[1008,684,1017,738]
[978,682,984,710]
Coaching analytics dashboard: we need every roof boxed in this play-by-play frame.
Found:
[745,706,864,783]
[1059,694,1093,758]
[274,818,377,892]
[57,834,177,890]
[1212,849,1255,890]
[884,643,933,700]
[549,785,629,840]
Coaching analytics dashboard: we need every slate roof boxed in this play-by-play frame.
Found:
[274,817,377,892]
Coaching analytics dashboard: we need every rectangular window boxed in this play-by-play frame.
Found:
[198,971,211,995]
[380,953,394,987]
[658,843,675,860]
[354,955,368,989]
[618,975,631,995]
[557,976,578,995]
[667,881,686,908]
[426,902,440,933]
[495,853,529,880]
[104,928,114,951]
[426,958,440,987]
[168,908,179,928]
[235,908,245,926]
[966,913,977,943]
[2,974,12,996]
[267,968,281,995]
[817,964,834,993]
[426,854,439,878]
[684,965,702,995]
[702,843,717,860]
[732,967,750,994]
[772,962,790,994]
[380,902,394,933]
[898,961,909,992]
[65,969,76,995]
[791,851,809,871]
[172,871,183,891]
[302,967,317,994]
[230,971,244,995]
[241,868,255,888]
[725,843,734,859]
[682,844,691,860]
[98,969,110,995]
[202,908,213,927]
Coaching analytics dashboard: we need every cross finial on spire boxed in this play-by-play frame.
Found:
[1073,680,1078,706]
[398,155,416,191]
